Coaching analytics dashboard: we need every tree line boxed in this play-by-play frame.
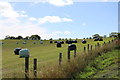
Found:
[4,32,119,40]
[5,35,41,40]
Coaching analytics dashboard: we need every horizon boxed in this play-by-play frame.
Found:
[0,1,118,40]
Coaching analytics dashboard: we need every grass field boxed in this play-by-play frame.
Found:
[74,49,119,79]
[1,38,114,78]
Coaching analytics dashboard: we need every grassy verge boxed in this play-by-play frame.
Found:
[74,49,119,79]
[37,39,119,78]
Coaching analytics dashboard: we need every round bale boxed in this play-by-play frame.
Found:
[67,41,72,44]
[40,41,43,44]
[82,40,87,44]
[68,44,76,51]
[72,40,77,43]
[54,41,58,43]
[60,41,64,44]
[14,48,21,55]
[19,49,30,58]
[99,38,103,41]
[16,42,19,44]
[23,42,26,44]
[50,41,53,43]
[94,38,99,41]
[56,42,61,48]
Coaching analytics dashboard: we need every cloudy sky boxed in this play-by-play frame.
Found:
[0,0,118,39]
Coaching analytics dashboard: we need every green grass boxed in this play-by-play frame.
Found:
[1,38,114,78]
[74,49,119,79]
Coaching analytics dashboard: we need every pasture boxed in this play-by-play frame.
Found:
[1,38,114,78]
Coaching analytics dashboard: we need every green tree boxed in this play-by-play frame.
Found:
[49,38,53,40]
[5,35,10,39]
[109,32,118,37]
[10,36,16,39]
[59,38,61,40]
[30,34,41,40]
[16,36,23,39]
[89,37,92,39]
[92,34,100,39]
[24,36,29,40]
[65,38,67,40]
[103,35,107,38]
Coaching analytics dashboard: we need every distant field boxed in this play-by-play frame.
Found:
[1,38,114,78]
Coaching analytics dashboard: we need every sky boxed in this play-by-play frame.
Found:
[0,0,118,39]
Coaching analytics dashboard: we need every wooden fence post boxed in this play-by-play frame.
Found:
[59,53,62,65]
[34,58,37,78]
[25,57,29,79]
[68,49,70,62]
[95,44,97,48]
[109,41,111,44]
[104,42,106,45]
[104,42,106,44]
[87,44,89,51]
[84,47,86,53]
[97,42,99,47]
[111,39,113,42]
[91,45,92,51]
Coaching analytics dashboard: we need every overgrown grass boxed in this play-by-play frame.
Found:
[36,39,119,78]
[74,49,119,79]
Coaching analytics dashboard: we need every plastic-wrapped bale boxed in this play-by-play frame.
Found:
[68,44,76,51]
[19,49,30,58]
[0,42,3,45]
[66,40,69,44]
[50,41,53,43]
[82,40,87,44]
[99,38,103,41]
[14,48,21,55]
[56,42,61,48]
[16,42,19,44]
[54,41,58,43]
[40,41,43,44]
[72,40,77,43]
[60,41,64,44]
[33,42,36,44]
[23,42,26,44]
[67,41,72,44]
[94,38,99,41]
[2,42,4,44]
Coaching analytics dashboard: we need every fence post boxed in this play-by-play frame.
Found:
[111,39,113,42]
[68,49,70,62]
[84,47,86,53]
[91,45,92,51]
[97,42,99,47]
[87,44,89,51]
[104,42,106,44]
[59,53,62,65]
[95,44,97,48]
[25,57,29,79]
[104,42,106,45]
[34,58,37,78]
[109,41,111,44]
